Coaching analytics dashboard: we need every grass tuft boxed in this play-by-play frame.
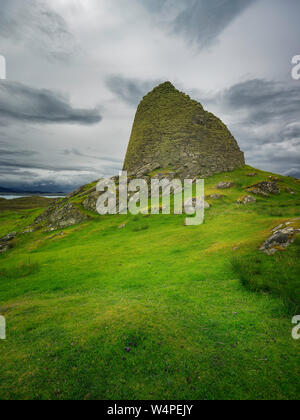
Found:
[0,260,40,279]
[231,236,300,314]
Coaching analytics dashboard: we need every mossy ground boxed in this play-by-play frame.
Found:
[0,165,299,400]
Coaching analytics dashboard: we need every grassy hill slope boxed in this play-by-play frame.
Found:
[0,165,299,400]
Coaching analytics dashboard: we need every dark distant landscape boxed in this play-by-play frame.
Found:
[0,186,66,195]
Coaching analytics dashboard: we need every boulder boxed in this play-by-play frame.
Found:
[209,194,224,200]
[34,202,89,231]
[83,191,101,212]
[247,181,280,196]
[136,162,160,177]
[0,232,17,253]
[285,187,296,195]
[217,182,235,189]
[260,222,300,255]
[47,203,89,231]
[247,187,269,197]
[77,186,97,198]
[237,195,257,205]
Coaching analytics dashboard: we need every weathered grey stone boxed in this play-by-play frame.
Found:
[285,187,296,195]
[247,188,269,197]
[209,194,224,200]
[1,232,17,242]
[237,195,257,205]
[248,181,280,196]
[0,232,17,253]
[22,227,35,234]
[34,202,89,231]
[217,182,235,189]
[83,191,101,212]
[47,203,89,230]
[260,222,300,255]
[77,186,97,198]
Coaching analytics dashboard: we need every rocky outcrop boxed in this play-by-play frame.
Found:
[285,187,296,195]
[247,181,280,197]
[34,202,89,231]
[136,162,160,178]
[83,191,101,212]
[0,232,17,253]
[208,194,224,200]
[217,182,235,189]
[123,82,245,179]
[237,195,256,205]
[260,221,300,255]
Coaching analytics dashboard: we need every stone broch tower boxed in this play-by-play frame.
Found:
[123,82,245,178]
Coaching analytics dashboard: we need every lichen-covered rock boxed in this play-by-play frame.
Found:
[46,203,89,231]
[0,232,17,253]
[136,162,160,177]
[83,191,101,212]
[237,195,257,205]
[123,82,245,179]
[247,187,269,197]
[285,187,296,195]
[217,182,235,189]
[208,194,224,200]
[247,181,280,196]
[34,202,89,231]
[260,222,300,255]
[77,186,96,198]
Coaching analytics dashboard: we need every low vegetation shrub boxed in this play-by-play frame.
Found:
[0,260,40,279]
[132,223,149,232]
[231,236,300,314]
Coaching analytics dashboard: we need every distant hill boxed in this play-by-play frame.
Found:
[0,186,65,194]
[0,196,58,211]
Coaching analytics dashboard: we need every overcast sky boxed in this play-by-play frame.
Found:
[0,0,300,192]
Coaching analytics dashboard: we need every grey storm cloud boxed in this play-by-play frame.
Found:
[0,81,102,125]
[106,75,161,106]
[63,149,123,164]
[105,75,300,179]
[0,160,93,173]
[201,78,300,177]
[0,149,39,157]
[283,168,300,178]
[174,0,259,48]
[1,0,300,192]
[140,0,259,48]
[222,79,300,125]
[0,0,77,61]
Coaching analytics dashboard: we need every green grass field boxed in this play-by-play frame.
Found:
[0,166,300,400]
